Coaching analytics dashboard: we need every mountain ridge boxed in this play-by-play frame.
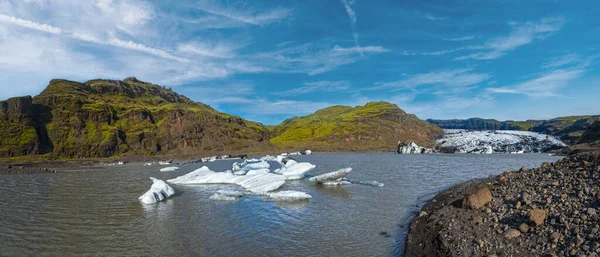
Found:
[0,78,441,159]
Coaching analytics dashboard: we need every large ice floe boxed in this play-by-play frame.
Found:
[437,129,567,154]
[139,177,176,204]
[167,166,286,194]
[273,156,316,180]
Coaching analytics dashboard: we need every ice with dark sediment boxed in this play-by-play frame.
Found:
[437,129,567,154]
[139,177,176,204]
[309,168,352,183]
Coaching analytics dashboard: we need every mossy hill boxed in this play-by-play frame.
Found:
[428,116,600,145]
[0,79,442,159]
[269,102,443,151]
[0,77,271,159]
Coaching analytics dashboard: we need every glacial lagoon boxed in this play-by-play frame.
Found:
[0,153,561,256]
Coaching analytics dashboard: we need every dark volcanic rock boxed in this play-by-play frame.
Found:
[405,152,600,257]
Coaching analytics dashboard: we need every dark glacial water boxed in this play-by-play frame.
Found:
[0,153,561,257]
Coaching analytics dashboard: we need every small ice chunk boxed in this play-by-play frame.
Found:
[232,160,270,172]
[274,156,316,180]
[309,168,352,183]
[160,166,179,172]
[217,190,245,197]
[322,180,352,186]
[139,177,176,204]
[209,193,236,201]
[268,190,312,201]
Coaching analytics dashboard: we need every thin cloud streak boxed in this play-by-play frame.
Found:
[0,14,62,34]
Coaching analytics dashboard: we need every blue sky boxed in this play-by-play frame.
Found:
[1,0,599,124]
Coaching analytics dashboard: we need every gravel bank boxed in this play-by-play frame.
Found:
[405,152,600,257]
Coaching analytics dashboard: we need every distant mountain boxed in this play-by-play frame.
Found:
[270,102,443,151]
[0,77,272,158]
[428,116,600,145]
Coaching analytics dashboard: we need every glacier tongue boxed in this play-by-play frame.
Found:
[437,129,567,154]
[139,177,176,204]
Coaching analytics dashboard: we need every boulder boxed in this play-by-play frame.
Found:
[503,229,521,238]
[528,208,547,226]
[462,187,492,210]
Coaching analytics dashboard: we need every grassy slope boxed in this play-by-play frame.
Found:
[270,102,443,151]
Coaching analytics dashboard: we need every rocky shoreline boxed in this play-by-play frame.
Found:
[405,152,600,257]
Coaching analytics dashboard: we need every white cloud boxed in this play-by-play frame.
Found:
[487,69,584,97]
[0,14,62,34]
[373,69,490,91]
[542,53,581,69]
[177,42,238,58]
[455,17,565,60]
[192,1,292,26]
[340,0,360,53]
[273,81,350,95]
[423,14,447,21]
[442,36,475,41]
[107,37,188,62]
[253,43,388,75]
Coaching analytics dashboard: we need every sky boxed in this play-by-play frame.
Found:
[0,0,599,125]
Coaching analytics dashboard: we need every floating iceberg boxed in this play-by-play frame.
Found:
[167,167,285,194]
[143,162,153,166]
[397,142,433,154]
[158,160,172,165]
[268,190,312,201]
[217,190,245,197]
[344,179,385,187]
[274,156,316,180]
[260,155,277,161]
[303,150,312,155]
[309,168,352,183]
[209,193,237,201]
[437,129,567,154]
[232,160,270,172]
[139,177,176,204]
[160,166,179,172]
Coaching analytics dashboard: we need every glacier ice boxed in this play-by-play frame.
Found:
[268,190,312,201]
[437,129,567,154]
[167,167,286,194]
[160,166,179,172]
[139,177,176,204]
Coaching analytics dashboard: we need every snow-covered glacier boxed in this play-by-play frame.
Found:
[437,129,567,154]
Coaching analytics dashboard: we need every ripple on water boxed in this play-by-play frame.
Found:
[0,153,561,256]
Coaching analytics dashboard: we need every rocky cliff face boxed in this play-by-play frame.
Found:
[270,102,443,151]
[0,78,272,158]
